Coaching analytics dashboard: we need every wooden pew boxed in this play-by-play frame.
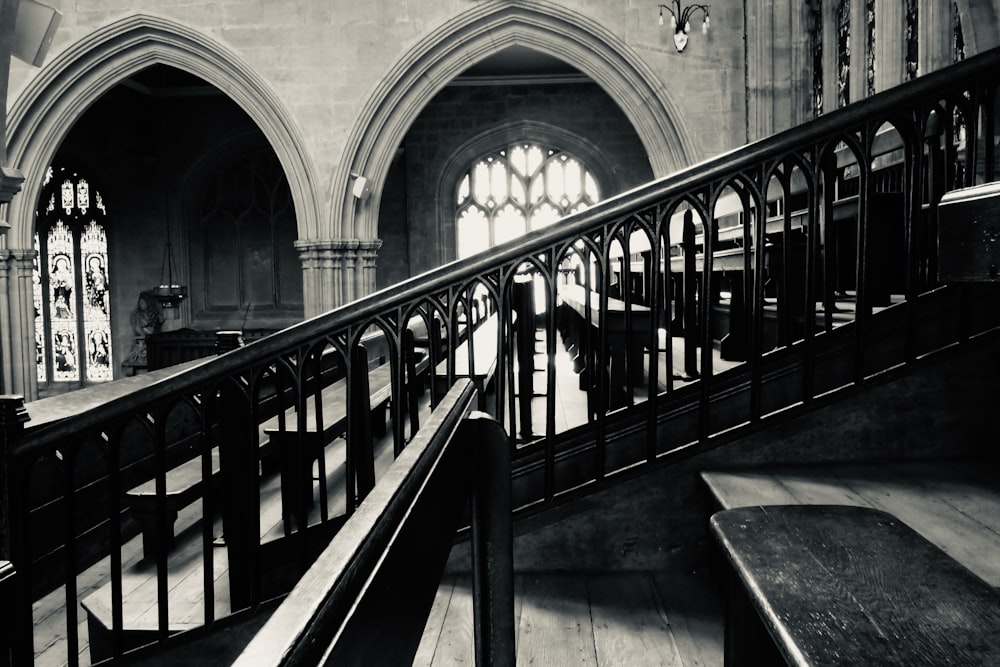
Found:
[559,282,652,410]
[123,329,428,561]
[126,450,222,560]
[433,310,503,411]
[711,504,1000,666]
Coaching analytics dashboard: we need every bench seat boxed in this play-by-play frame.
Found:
[434,312,501,410]
[127,449,222,560]
[700,459,1000,587]
[711,504,1000,666]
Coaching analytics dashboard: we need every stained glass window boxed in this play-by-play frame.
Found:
[809,0,824,116]
[33,166,113,386]
[904,0,918,80]
[456,143,600,259]
[837,0,851,108]
[865,0,875,97]
[953,1,965,63]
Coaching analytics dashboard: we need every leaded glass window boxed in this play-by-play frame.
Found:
[904,0,918,80]
[837,0,851,108]
[34,166,113,386]
[953,1,965,63]
[810,0,824,117]
[865,0,875,97]
[456,143,600,259]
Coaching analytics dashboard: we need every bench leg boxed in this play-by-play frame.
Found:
[723,570,784,667]
[134,508,179,561]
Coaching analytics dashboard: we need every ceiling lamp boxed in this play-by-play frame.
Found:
[150,218,187,318]
[657,1,710,53]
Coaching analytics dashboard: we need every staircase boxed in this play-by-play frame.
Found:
[3,47,1000,665]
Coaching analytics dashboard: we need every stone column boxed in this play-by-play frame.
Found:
[356,239,382,303]
[876,2,905,92]
[6,251,37,400]
[920,0,954,75]
[0,167,25,397]
[295,238,382,317]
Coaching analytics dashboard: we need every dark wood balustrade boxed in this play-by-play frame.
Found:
[0,47,999,665]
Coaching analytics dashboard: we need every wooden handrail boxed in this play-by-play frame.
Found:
[233,379,513,666]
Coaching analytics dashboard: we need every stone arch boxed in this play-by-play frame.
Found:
[4,13,320,250]
[333,0,699,250]
[0,13,319,397]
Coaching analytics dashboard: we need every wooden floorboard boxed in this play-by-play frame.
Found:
[651,569,724,667]
[420,571,724,667]
[588,573,683,667]
[515,573,597,666]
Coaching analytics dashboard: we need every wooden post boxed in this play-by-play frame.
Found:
[467,412,515,667]
[349,345,375,504]
[0,395,30,666]
[213,370,259,612]
[681,210,700,377]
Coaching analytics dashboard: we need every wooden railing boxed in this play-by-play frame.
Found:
[0,47,998,665]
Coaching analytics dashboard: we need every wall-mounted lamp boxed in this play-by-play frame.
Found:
[657,1,710,53]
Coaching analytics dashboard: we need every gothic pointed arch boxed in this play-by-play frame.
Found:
[333,0,700,247]
[3,13,320,251]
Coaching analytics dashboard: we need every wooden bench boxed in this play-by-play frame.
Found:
[710,504,1000,666]
[262,360,394,525]
[434,311,502,411]
[125,332,429,560]
[126,449,221,560]
[699,460,1000,587]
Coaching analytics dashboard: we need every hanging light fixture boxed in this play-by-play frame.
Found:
[657,1,710,53]
[150,217,187,318]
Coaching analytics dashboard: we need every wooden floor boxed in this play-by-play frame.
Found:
[417,569,724,667]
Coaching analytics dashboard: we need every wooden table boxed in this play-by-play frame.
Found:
[710,504,1000,666]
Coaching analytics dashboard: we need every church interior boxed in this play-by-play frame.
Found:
[1,0,999,664]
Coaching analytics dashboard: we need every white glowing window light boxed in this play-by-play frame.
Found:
[456,143,600,260]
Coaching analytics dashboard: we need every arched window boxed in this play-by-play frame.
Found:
[455,143,600,259]
[33,166,113,386]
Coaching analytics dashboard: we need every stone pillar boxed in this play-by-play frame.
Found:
[295,238,382,317]
[920,0,954,75]
[0,168,25,397]
[356,239,382,302]
[876,1,905,92]
[6,251,36,400]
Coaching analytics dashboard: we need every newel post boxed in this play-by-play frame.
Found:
[0,395,31,667]
[467,411,515,667]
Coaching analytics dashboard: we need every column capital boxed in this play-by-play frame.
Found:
[0,167,24,205]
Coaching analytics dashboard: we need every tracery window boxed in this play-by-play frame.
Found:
[33,166,113,386]
[455,143,600,259]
